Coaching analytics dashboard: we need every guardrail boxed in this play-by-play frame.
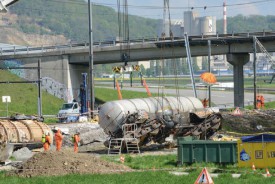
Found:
[1,31,275,56]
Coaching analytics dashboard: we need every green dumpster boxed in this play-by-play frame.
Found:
[177,138,237,165]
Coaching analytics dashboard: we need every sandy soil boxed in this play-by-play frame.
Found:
[11,149,132,177]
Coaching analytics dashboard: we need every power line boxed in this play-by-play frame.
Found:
[91,0,275,10]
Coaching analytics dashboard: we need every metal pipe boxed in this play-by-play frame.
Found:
[253,36,257,109]
[208,40,211,107]
[38,59,42,117]
[184,33,197,98]
[88,0,94,117]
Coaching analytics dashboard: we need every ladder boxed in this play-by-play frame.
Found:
[108,123,140,154]
[125,138,140,154]
[108,138,124,155]
[122,124,140,154]
[184,33,197,97]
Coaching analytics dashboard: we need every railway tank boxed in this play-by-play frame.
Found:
[98,96,222,146]
[0,115,53,161]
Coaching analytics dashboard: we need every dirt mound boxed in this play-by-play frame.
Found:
[222,109,275,133]
[12,149,132,177]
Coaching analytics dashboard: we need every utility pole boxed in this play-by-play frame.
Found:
[253,36,257,109]
[38,59,42,117]
[88,0,94,117]
[208,40,211,107]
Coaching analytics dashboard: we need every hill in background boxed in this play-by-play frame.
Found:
[5,0,159,45]
[1,0,274,46]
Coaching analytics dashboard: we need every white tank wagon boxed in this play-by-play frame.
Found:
[99,96,222,146]
[0,116,53,161]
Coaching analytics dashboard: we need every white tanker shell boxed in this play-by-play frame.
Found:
[98,96,203,135]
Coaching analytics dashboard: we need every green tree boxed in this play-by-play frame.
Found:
[10,0,159,43]
[201,57,208,71]
[181,59,189,75]
[140,64,146,75]
[192,58,200,73]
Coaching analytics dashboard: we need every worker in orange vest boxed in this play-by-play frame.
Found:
[256,95,262,109]
[72,132,81,153]
[43,132,51,151]
[260,95,265,109]
[55,129,63,151]
[202,98,209,108]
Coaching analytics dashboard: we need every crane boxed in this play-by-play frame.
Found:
[0,0,19,12]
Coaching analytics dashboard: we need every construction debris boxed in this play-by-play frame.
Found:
[12,147,33,162]
[50,123,108,147]
[222,109,275,134]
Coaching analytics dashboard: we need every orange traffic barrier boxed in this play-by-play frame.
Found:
[233,107,242,116]
[142,79,152,97]
[120,155,125,163]
[115,80,123,100]
[252,163,256,171]
[266,168,271,177]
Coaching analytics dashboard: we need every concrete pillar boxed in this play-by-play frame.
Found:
[68,64,89,102]
[227,53,249,108]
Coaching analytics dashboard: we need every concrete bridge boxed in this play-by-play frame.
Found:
[1,31,275,107]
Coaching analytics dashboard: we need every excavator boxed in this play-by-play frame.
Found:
[0,0,19,12]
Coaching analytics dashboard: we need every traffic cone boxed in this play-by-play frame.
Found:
[266,168,271,177]
[120,155,125,163]
[252,163,256,171]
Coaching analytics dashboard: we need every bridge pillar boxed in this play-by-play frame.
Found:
[227,53,249,108]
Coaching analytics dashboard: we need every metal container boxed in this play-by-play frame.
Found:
[0,119,53,161]
[0,119,53,143]
[237,134,275,168]
[99,96,203,135]
[177,138,237,165]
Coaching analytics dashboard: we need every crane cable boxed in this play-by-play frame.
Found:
[157,0,170,112]
[117,0,130,89]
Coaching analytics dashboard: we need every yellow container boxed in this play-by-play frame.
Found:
[237,135,275,168]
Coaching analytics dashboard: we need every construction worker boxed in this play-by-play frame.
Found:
[73,132,80,153]
[43,132,51,151]
[256,95,262,109]
[55,129,63,151]
[202,98,208,108]
[260,95,265,109]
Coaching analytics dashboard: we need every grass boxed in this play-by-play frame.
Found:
[94,87,155,103]
[95,75,275,89]
[102,154,177,169]
[0,70,64,117]
[246,101,275,110]
[1,154,275,184]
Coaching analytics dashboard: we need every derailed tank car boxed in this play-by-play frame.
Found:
[0,115,53,161]
[98,97,222,146]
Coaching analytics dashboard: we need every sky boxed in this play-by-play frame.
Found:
[90,0,275,20]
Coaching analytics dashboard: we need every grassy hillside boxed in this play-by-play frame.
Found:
[0,70,64,117]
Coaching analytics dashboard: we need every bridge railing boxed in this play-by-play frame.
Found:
[1,31,275,56]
